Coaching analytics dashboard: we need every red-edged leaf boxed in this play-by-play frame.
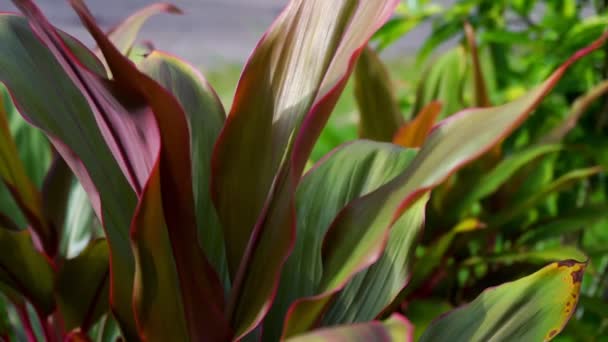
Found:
[139,51,229,288]
[281,32,608,338]
[393,101,441,148]
[68,0,230,339]
[286,314,414,342]
[0,11,137,335]
[211,1,399,337]
[104,3,181,56]
[12,1,159,195]
[355,46,404,141]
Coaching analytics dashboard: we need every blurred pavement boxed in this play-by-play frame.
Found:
[0,0,438,67]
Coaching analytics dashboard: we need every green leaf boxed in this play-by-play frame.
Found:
[56,239,109,332]
[66,1,230,339]
[454,144,563,215]
[105,3,181,56]
[0,83,52,254]
[0,10,138,336]
[404,299,452,341]
[355,46,404,141]
[286,315,413,342]
[517,204,608,245]
[321,197,427,326]
[490,166,603,228]
[281,33,608,338]
[59,179,98,258]
[139,50,229,289]
[419,261,586,341]
[411,47,467,119]
[400,219,484,300]
[211,1,400,337]
[265,141,418,339]
[462,247,588,266]
[0,229,54,315]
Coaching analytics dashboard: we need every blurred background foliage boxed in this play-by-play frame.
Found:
[2,0,608,340]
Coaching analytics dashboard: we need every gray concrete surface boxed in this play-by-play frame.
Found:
[0,0,438,67]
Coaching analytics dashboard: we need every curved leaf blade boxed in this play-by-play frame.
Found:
[419,261,586,341]
[56,239,109,332]
[211,0,400,337]
[265,141,418,339]
[139,51,229,288]
[355,46,404,142]
[393,101,441,148]
[282,32,608,338]
[287,314,413,342]
[105,3,182,56]
[67,1,230,339]
[0,87,51,253]
[0,229,54,315]
[0,12,137,334]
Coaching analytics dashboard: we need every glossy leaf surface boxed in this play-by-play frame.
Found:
[282,32,608,337]
[419,261,586,341]
[287,315,413,342]
[211,0,400,337]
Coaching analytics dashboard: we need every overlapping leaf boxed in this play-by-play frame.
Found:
[419,261,586,341]
[0,11,137,333]
[0,85,51,253]
[265,141,420,340]
[355,46,404,142]
[0,229,53,315]
[281,32,608,338]
[67,1,229,339]
[139,51,229,288]
[286,314,413,342]
[393,101,441,148]
[211,0,400,337]
[56,239,109,332]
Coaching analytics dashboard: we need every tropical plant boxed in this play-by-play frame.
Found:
[0,0,606,341]
[355,0,608,340]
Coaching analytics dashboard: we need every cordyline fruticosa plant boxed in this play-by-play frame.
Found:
[356,8,608,339]
[0,0,605,341]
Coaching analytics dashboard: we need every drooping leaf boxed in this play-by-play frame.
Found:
[286,314,413,342]
[281,33,608,338]
[105,3,181,56]
[539,79,608,144]
[0,84,52,254]
[0,229,54,315]
[490,166,603,228]
[265,141,419,339]
[0,8,138,336]
[419,261,586,341]
[462,247,588,267]
[211,1,400,337]
[139,50,229,288]
[453,144,563,215]
[56,239,109,332]
[393,101,441,148]
[517,204,608,245]
[355,46,404,142]
[67,1,230,339]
